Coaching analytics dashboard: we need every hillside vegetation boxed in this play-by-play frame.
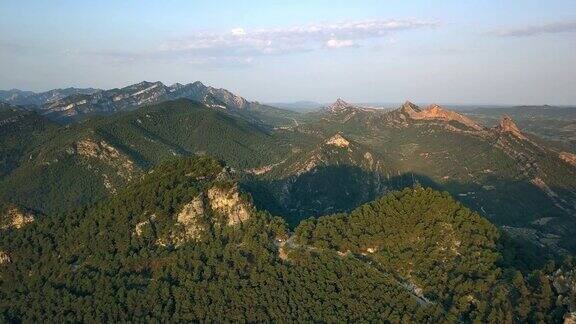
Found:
[1,157,574,322]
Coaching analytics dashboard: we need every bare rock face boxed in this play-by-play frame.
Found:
[401,102,483,131]
[155,195,209,247]
[326,98,355,112]
[325,134,350,148]
[208,185,251,226]
[560,152,576,167]
[497,116,527,140]
[400,101,422,118]
[0,251,11,265]
[75,138,135,180]
[176,195,207,240]
[1,205,34,230]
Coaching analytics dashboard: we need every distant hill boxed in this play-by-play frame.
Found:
[267,101,323,112]
[463,105,576,151]
[1,81,299,126]
[0,87,101,107]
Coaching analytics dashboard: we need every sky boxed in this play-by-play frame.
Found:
[0,0,575,105]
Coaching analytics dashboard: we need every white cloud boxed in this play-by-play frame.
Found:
[158,19,439,61]
[490,21,576,37]
[326,39,355,49]
[230,28,246,37]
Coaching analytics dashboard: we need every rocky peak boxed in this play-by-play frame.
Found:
[400,102,483,131]
[191,81,206,88]
[425,104,444,114]
[325,134,350,148]
[497,115,527,140]
[154,194,208,246]
[207,185,251,226]
[400,101,422,116]
[326,98,355,112]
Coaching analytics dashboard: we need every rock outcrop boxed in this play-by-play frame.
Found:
[1,205,34,230]
[496,116,527,140]
[326,98,356,113]
[0,251,11,265]
[75,138,135,180]
[175,195,207,240]
[560,152,576,167]
[208,185,251,226]
[400,101,484,131]
[156,194,210,247]
[399,101,423,117]
[156,184,252,247]
[325,134,350,148]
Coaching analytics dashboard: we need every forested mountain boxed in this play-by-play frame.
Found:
[243,100,576,253]
[1,156,574,322]
[0,103,59,179]
[1,94,575,256]
[0,92,575,321]
[0,99,302,215]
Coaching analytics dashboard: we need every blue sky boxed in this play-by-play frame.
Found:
[1,0,575,105]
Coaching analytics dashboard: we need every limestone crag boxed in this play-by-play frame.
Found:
[1,206,34,230]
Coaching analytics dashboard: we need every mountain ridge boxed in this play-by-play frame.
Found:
[1,81,296,124]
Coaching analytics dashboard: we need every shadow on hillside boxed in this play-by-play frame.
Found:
[241,164,576,252]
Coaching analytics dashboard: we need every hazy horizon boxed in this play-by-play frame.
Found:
[1,0,575,105]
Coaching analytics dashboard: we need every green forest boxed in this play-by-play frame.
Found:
[1,156,574,322]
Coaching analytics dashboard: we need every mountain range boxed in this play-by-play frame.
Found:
[0,81,297,126]
[1,81,576,322]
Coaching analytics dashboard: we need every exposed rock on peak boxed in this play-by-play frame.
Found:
[399,102,483,131]
[208,185,251,226]
[176,195,207,240]
[325,134,350,148]
[400,101,422,116]
[283,134,386,177]
[157,194,209,247]
[23,80,270,122]
[497,115,527,140]
[156,172,253,247]
[326,98,355,112]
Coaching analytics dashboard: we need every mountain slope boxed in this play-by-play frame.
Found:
[0,103,58,178]
[463,105,576,151]
[244,133,394,224]
[0,99,299,214]
[0,156,571,322]
[2,96,576,254]
[244,99,576,252]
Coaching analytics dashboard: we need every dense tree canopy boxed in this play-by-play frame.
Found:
[0,157,572,322]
